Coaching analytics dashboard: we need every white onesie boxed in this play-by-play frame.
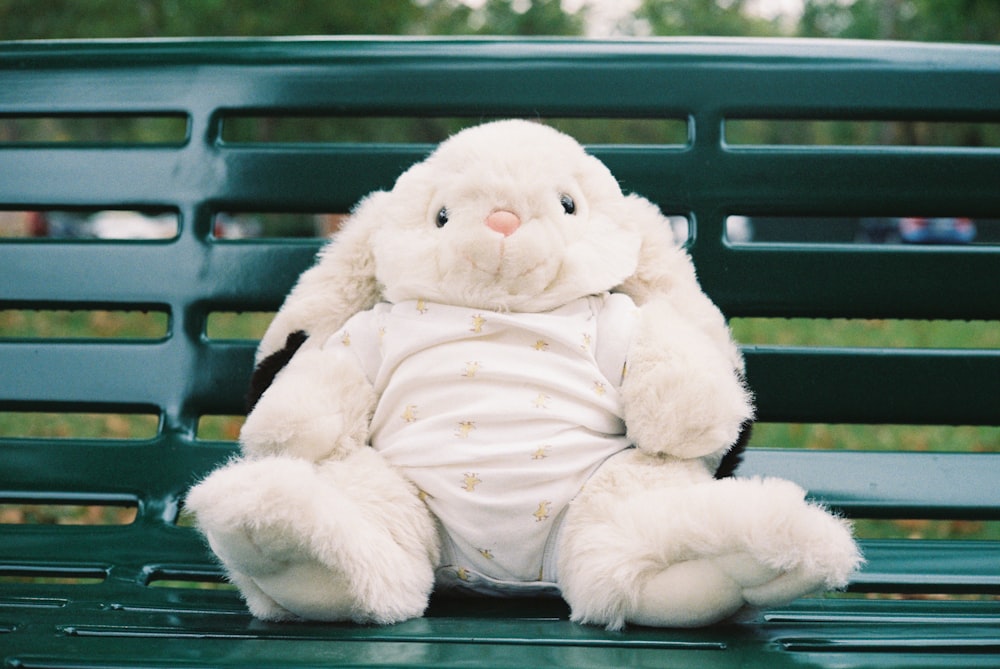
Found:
[326,293,638,594]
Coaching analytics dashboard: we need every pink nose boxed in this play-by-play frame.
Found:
[485,210,521,237]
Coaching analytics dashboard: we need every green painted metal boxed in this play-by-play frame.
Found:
[1,37,999,667]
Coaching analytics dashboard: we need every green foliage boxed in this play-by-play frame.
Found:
[0,0,582,40]
[633,0,783,37]
[0,0,995,42]
[0,0,426,39]
[730,317,1000,350]
[423,0,585,35]
[801,0,1000,42]
[0,411,159,440]
[0,309,168,339]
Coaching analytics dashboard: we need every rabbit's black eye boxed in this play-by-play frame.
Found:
[436,207,449,228]
[560,194,576,215]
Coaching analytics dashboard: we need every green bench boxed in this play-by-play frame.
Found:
[2,37,999,668]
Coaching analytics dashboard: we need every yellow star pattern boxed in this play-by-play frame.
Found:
[531,446,550,460]
[478,548,494,560]
[462,473,482,492]
[340,331,351,346]
[533,500,552,522]
[401,405,418,423]
[470,314,486,333]
[456,421,476,438]
[533,393,551,409]
[533,339,549,351]
[593,381,606,396]
[416,299,428,314]
[462,361,480,378]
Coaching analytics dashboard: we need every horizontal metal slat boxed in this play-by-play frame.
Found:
[0,147,206,206]
[0,438,231,500]
[4,140,973,220]
[198,243,319,309]
[0,340,182,408]
[209,146,428,211]
[3,39,998,114]
[854,539,1000,593]
[0,340,254,414]
[0,525,215,578]
[710,148,1000,217]
[0,241,201,306]
[740,449,1000,518]
[209,144,1000,215]
[743,347,1000,425]
[0,241,317,309]
[5,442,995,524]
[701,245,1000,320]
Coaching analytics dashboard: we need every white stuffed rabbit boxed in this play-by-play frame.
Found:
[187,120,861,629]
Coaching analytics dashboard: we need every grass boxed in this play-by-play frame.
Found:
[731,317,1000,350]
[0,309,168,339]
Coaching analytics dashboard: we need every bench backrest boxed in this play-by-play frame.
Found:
[2,37,999,653]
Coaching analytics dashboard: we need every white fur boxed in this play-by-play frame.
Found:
[188,119,862,629]
[558,450,862,630]
[240,347,376,462]
[622,296,754,460]
[369,120,641,312]
[186,449,440,624]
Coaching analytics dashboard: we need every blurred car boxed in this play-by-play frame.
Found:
[897,217,976,244]
[858,217,977,245]
[90,210,177,239]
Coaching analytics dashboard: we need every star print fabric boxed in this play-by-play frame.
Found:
[326,293,637,590]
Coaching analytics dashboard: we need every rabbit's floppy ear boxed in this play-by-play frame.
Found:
[614,193,744,374]
[256,191,388,363]
[612,194,689,306]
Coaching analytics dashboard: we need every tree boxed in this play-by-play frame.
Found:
[628,0,787,37]
[0,0,586,40]
[800,0,1000,43]
[420,0,584,36]
[0,0,428,39]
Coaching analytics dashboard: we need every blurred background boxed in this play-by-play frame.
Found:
[0,0,998,42]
